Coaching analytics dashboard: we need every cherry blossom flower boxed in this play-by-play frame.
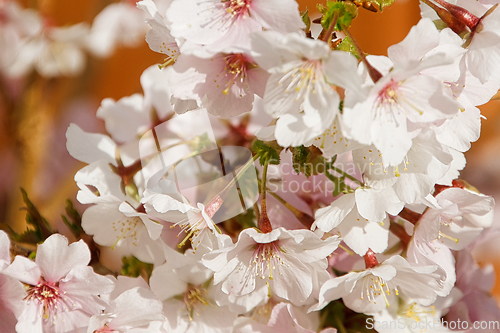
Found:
[0,230,11,271]
[0,272,25,333]
[415,187,494,250]
[446,0,500,84]
[203,227,340,305]
[313,193,391,256]
[311,255,444,315]
[142,185,226,250]
[0,231,26,333]
[312,117,363,159]
[14,22,90,78]
[251,31,361,147]
[97,65,180,143]
[15,0,500,331]
[370,289,463,333]
[342,19,461,167]
[407,238,456,297]
[352,129,456,206]
[314,188,403,235]
[446,250,500,328]
[170,52,268,117]
[86,2,147,57]
[0,1,41,74]
[137,0,180,63]
[150,243,237,333]
[234,302,337,333]
[75,160,165,264]
[2,234,114,333]
[166,0,304,54]
[87,287,165,333]
[65,66,202,263]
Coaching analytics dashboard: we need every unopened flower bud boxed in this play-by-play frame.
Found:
[433,0,480,29]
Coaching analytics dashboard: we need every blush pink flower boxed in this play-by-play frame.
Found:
[170,52,268,117]
[0,231,26,333]
[342,19,461,167]
[234,302,337,333]
[203,228,340,305]
[3,234,115,333]
[311,256,444,315]
[415,187,494,250]
[166,0,304,54]
[446,250,500,328]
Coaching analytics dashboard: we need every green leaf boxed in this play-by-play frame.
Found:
[252,140,281,165]
[16,188,53,243]
[121,255,154,279]
[320,1,358,31]
[291,146,328,178]
[61,199,84,239]
[333,176,345,197]
[376,0,395,11]
[291,145,310,175]
[301,8,311,33]
[325,169,346,197]
[336,36,361,58]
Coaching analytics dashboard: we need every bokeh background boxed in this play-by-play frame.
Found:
[1,0,499,297]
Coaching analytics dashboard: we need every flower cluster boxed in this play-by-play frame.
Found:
[1,0,500,332]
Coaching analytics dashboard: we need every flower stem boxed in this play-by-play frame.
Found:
[389,220,411,248]
[329,165,363,186]
[363,248,379,269]
[321,12,339,47]
[258,156,273,233]
[398,207,422,225]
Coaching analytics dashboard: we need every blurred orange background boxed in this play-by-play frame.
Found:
[1,0,499,298]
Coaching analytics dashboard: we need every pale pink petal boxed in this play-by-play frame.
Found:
[96,94,149,143]
[65,124,117,165]
[0,230,10,267]
[2,256,41,285]
[36,235,91,282]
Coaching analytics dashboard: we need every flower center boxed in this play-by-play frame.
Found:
[25,280,69,320]
[279,60,322,101]
[111,216,141,250]
[376,79,425,118]
[360,275,398,307]
[378,79,400,105]
[223,0,251,18]
[183,286,211,320]
[250,242,288,280]
[174,211,205,248]
[173,199,223,249]
[399,302,436,322]
[218,53,251,95]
